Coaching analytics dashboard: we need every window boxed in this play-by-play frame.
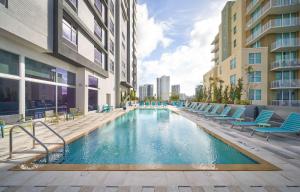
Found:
[233,13,237,21]
[230,75,237,85]
[109,59,114,73]
[249,89,261,100]
[0,49,19,75]
[109,19,114,35]
[67,0,77,9]
[95,0,105,20]
[109,0,114,15]
[94,21,103,41]
[57,86,76,113]
[25,58,56,82]
[88,89,98,111]
[248,71,261,83]
[62,19,77,45]
[233,39,237,47]
[56,68,76,85]
[249,53,261,64]
[0,0,7,8]
[0,78,19,115]
[251,41,261,48]
[109,39,114,54]
[230,58,237,69]
[25,82,56,118]
[88,76,98,88]
[233,26,237,34]
[94,48,103,67]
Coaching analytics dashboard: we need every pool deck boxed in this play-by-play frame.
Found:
[0,106,300,191]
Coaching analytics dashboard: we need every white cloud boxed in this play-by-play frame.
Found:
[136,4,172,60]
[137,1,226,96]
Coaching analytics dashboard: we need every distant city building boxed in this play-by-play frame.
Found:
[157,76,170,101]
[139,84,153,100]
[179,93,187,100]
[171,85,180,96]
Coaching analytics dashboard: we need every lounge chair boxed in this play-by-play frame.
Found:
[151,101,156,107]
[215,107,246,121]
[205,106,231,118]
[188,103,201,111]
[193,103,207,113]
[190,103,203,112]
[231,110,274,131]
[251,112,300,141]
[200,104,220,116]
[139,101,144,107]
[197,104,213,115]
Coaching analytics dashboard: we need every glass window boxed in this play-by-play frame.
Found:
[67,0,77,9]
[230,58,236,69]
[62,19,77,45]
[95,0,105,20]
[88,76,98,88]
[248,71,261,83]
[94,48,105,69]
[109,0,114,15]
[110,39,114,54]
[0,78,19,115]
[94,21,105,43]
[249,89,261,100]
[57,86,76,113]
[56,68,76,85]
[233,26,237,34]
[0,0,7,7]
[0,49,19,75]
[251,41,261,48]
[233,39,237,47]
[233,13,237,21]
[230,75,236,85]
[88,89,98,111]
[109,59,114,73]
[109,19,114,35]
[25,58,56,82]
[25,82,56,119]
[249,53,261,64]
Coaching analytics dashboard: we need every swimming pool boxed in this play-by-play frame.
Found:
[19,109,278,171]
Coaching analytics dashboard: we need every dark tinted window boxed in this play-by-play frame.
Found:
[25,58,56,82]
[0,78,19,115]
[0,49,19,75]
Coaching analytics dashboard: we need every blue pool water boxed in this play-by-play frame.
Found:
[40,109,257,164]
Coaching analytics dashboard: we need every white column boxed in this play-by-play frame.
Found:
[19,55,26,117]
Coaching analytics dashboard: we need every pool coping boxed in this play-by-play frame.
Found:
[10,107,280,171]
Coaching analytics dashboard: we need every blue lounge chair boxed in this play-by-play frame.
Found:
[251,113,300,141]
[200,104,220,116]
[139,101,144,107]
[197,104,213,115]
[215,107,246,121]
[191,103,204,112]
[231,110,274,131]
[205,106,231,118]
[188,103,201,111]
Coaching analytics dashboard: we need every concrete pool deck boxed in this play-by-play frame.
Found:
[0,106,300,191]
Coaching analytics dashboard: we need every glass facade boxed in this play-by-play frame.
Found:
[249,53,261,64]
[57,68,76,85]
[88,76,98,88]
[249,89,261,100]
[57,86,76,112]
[88,89,98,111]
[0,49,19,75]
[0,78,19,115]
[25,82,56,119]
[25,58,56,82]
[62,19,77,45]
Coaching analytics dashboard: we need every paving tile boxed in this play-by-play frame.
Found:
[54,186,81,192]
[105,186,119,192]
[123,172,166,186]
[40,186,58,192]
[178,186,191,192]
[103,172,127,186]
[129,186,142,192]
[142,187,154,192]
[79,186,95,192]
[119,186,130,192]
[165,172,189,186]
[166,186,178,192]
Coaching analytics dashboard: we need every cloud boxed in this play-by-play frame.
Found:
[136,4,173,60]
[137,1,226,96]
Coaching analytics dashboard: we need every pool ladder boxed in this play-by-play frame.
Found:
[9,121,66,163]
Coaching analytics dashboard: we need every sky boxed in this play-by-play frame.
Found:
[136,0,228,96]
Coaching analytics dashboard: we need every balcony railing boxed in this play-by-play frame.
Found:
[272,100,300,107]
[246,0,300,29]
[271,59,300,70]
[271,38,300,51]
[271,79,300,88]
[246,0,260,14]
[246,18,300,44]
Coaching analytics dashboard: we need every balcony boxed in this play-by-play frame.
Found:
[246,0,300,30]
[246,18,300,45]
[271,79,300,89]
[271,59,300,71]
[272,100,300,107]
[271,38,300,52]
[246,0,262,14]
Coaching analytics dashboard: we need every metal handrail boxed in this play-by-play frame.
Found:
[9,125,50,163]
[33,121,66,160]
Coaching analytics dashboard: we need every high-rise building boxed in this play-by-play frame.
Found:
[204,0,300,107]
[171,85,180,96]
[138,84,153,100]
[0,0,137,118]
[195,85,203,96]
[157,76,170,101]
